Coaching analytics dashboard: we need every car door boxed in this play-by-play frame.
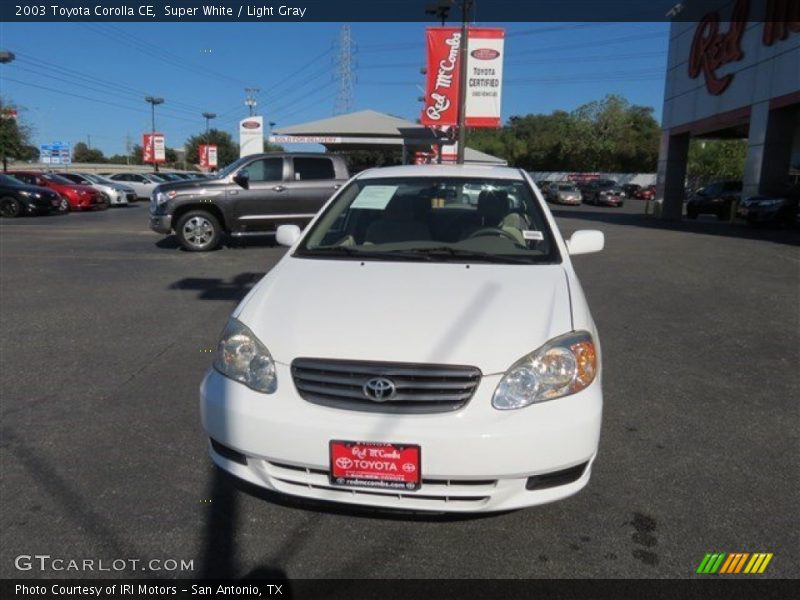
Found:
[284,156,342,218]
[230,156,289,232]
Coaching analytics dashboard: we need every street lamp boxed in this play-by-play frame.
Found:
[202,111,216,135]
[0,50,15,64]
[144,95,164,172]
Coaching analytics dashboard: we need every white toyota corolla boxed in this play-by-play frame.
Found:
[201,164,605,512]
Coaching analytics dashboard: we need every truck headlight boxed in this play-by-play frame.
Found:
[213,318,277,393]
[492,331,597,410]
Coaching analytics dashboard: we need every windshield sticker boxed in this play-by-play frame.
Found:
[523,230,544,241]
[351,185,398,210]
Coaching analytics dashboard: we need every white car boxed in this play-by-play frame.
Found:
[201,164,605,513]
[60,172,127,206]
[106,172,165,200]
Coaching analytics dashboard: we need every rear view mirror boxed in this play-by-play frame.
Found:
[567,230,604,255]
[276,224,302,247]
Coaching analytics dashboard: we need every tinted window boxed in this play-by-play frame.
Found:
[245,158,283,182]
[294,157,335,181]
[12,174,35,184]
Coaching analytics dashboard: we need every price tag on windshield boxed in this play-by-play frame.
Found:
[351,185,398,210]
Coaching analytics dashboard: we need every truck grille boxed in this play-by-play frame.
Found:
[291,358,482,414]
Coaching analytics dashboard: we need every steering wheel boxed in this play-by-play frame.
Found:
[466,227,521,243]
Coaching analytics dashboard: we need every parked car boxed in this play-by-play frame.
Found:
[59,172,129,206]
[5,171,106,211]
[534,179,551,195]
[622,183,641,197]
[150,153,350,251]
[80,173,138,204]
[0,174,63,217]
[686,180,742,220]
[546,183,582,205]
[737,181,799,226]
[200,164,604,512]
[634,185,656,200]
[150,172,183,182]
[106,173,165,200]
[583,180,624,207]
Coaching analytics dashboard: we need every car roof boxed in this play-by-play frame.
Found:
[357,164,525,181]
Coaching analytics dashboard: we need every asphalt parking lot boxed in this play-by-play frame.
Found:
[1,200,798,579]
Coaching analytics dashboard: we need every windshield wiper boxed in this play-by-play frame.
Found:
[296,246,434,261]
[385,247,534,264]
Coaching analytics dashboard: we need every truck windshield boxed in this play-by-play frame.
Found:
[296,176,560,265]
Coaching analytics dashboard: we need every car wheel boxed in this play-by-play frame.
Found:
[176,211,221,252]
[0,196,23,218]
[57,196,70,213]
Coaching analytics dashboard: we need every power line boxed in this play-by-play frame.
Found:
[260,47,334,104]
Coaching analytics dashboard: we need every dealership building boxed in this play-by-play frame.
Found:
[656,0,800,219]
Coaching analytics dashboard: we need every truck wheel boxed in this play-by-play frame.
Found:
[176,211,221,251]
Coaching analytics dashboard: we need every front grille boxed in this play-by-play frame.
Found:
[291,358,482,414]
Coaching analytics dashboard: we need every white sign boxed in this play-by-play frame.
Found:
[269,135,343,144]
[239,116,264,158]
[351,186,398,210]
[465,29,504,128]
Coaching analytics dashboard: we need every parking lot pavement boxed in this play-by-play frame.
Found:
[1,201,798,579]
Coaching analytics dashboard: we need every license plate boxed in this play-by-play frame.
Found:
[330,440,421,491]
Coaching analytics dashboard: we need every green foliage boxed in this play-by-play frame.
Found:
[0,97,35,168]
[73,142,106,163]
[466,94,660,172]
[264,140,285,152]
[687,139,746,187]
[342,149,403,174]
[184,129,239,168]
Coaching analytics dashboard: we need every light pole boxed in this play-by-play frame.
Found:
[144,96,164,172]
[202,112,216,135]
[1,50,17,171]
[456,0,471,165]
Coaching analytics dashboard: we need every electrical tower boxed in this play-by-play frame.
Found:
[334,25,355,115]
[244,87,260,116]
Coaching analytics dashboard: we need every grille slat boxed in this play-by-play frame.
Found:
[291,358,481,414]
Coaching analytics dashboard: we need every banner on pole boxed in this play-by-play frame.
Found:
[142,133,165,164]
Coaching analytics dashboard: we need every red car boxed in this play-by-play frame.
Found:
[634,185,656,200]
[6,171,106,211]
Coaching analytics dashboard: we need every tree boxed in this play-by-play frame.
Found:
[0,97,35,171]
[687,139,746,188]
[184,129,239,168]
[264,140,284,152]
[73,142,106,163]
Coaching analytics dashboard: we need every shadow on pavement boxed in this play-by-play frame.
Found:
[169,273,265,301]
[550,206,800,246]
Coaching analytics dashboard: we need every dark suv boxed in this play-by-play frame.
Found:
[583,180,624,207]
[150,153,349,251]
[686,180,742,220]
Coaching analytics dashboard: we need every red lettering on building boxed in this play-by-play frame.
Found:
[763,0,800,46]
[688,0,749,95]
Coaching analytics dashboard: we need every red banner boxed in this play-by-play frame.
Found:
[421,27,463,127]
[198,144,218,169]
[142,133,165,164]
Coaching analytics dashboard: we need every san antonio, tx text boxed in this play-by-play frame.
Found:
[15,584,282,596]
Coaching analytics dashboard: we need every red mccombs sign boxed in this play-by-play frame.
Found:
[421,27,505,128]
[142,132,165,164]
[198,144,218,169]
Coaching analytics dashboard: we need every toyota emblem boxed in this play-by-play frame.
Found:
[363,377,396,402]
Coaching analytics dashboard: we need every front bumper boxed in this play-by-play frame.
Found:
[149,214,173,234]
[200,365,602,512]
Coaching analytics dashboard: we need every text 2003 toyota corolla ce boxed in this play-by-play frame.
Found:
[201,164,604,512]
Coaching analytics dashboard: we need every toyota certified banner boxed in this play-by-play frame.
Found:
[239,116,264,157]
[142,132,165,164]
[421,27,504,128]
[198,144,218,169]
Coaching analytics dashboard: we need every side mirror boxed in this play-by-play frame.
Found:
[233,169,250,189]
[276,224,302,247]
[567,230,604,255]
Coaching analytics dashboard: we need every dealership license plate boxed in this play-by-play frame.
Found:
[329,440,421,491]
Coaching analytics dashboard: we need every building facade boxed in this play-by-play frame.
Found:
[656,0,800,219]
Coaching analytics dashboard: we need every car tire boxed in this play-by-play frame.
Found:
[176,211,221,252]
[686,209,697,219]
[57,196,70,213]
[0,196,23,218]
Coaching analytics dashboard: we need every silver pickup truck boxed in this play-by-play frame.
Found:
[149,152,349,251]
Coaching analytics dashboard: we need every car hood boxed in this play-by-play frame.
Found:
[3,183,58,196]
[236,257,573,375]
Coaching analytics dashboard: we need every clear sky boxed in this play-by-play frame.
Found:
[0,21,670,155]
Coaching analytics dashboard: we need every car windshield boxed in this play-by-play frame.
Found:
[80,173,102,183]
[146,174,167,182]
[0,174,25,185]
[297,176,560,265]
[42,174,73,184]
[557,184,577,191]
[215,156,252,179]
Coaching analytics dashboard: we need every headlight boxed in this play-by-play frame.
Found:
[19,190,40,198]
[492,331,597,410]
[757,199,783,207]
[154,190,177,205]
[213,318,277,393]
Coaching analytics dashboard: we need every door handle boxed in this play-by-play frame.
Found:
[272,185,286,192]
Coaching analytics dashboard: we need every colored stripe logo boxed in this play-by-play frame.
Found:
[696,552,773,574]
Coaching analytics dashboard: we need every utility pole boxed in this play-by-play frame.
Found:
[202,112,216,135]
[125,133,132,165]
[144,96,164,172]
[244,88,259,116]
[334,25,355,115]
[456,0,471,164]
